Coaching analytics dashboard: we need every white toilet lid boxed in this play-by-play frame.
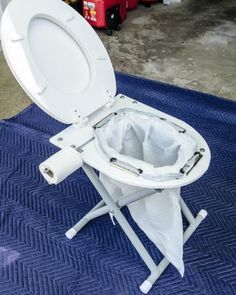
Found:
[1,0,116,124]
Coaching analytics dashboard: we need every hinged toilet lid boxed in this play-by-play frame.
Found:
[1,0,116,124]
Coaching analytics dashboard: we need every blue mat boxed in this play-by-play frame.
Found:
[0,72,236,295]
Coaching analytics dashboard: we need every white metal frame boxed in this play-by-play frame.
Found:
[66,163,207,294]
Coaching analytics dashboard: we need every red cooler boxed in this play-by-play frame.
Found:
[83,0,127,35]
[127,0,138,10]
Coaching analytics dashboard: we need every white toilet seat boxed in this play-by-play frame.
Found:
[1,0,211,188]
[94,108,198,181]
[1,0,116,124]
[50,95,211,188]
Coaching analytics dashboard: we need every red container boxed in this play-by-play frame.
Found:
[83,0,127,35]
[120,0,127,21]
[127,0,138,10]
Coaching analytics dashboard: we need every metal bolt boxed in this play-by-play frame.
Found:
[120,95,125,99]
[132,100,138,104]
[200,148,205,152]
[71,145,76,148]
[76,148,83,153]
[57,137,63,141]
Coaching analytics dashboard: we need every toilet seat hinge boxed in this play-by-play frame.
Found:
[104,93,115,109]
[104,101,113,109]
[75,117,89,127]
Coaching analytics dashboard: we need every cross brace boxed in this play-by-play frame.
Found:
[66,164,207,294]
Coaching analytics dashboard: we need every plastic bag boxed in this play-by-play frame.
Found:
[95,109,197,275]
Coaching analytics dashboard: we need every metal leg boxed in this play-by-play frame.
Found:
[66,186,156,239]
[82,164,158,273]
[90,199,106,212]
[66,164,208,294]
[179,197,195,224]
[139,205,207,294]
[65,199,107,239]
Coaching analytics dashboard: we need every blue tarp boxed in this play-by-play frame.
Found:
[0,72,235,294]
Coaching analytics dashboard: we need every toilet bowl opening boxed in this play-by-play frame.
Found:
[107,114,180,168]
[94,109,197,180]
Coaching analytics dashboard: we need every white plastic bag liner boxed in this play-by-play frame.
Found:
[100,175,184,275]
[95,109,198,276]
[95,109,197,181]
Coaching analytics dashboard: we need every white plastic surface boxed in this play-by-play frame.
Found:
[199,209,208,219]
[50,95,211,189]
[1,0,116,123]
[39,147,83,184]
[139,280,152,294]
[65,228,77,240]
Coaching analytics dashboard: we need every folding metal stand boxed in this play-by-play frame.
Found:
[66,163,207,294]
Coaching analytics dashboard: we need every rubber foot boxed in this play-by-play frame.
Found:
[199,209,208,219]
[65,228,77,240]
[139,280,152,294]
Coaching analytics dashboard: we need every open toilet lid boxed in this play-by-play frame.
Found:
[1,0,116,124]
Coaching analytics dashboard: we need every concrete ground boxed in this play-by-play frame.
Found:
[0,0,235,119]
